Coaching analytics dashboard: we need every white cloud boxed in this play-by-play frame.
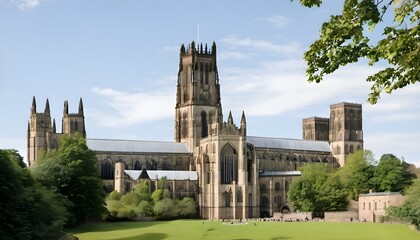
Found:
[365,132,420,167]
[90,87,174,128]
[10,0,40,10]
[220,36,301,54]
[218,51,249,61]
[160,45,179,52]
[220,60,377,116]
[258,15,290,28]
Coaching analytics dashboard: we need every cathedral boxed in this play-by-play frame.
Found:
[27,41,363,219]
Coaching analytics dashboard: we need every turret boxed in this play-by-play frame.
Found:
[78,98,84,116]
[31,96,36,114]
[63,100,69,115]
[240,111,246,136]
[27,97,53,166]
[44,98,50,115]
[228,111,233,125]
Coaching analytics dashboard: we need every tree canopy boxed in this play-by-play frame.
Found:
[297,0,420,104]
[31,134,106,225]
[386,179,420,225]
[0,149,69,240]
[288,164,348,212]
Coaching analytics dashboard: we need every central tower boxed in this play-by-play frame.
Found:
[174,41,223,149]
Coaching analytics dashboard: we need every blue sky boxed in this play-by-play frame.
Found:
[1,0,419,167]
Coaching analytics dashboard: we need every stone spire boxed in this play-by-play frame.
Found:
[52,119,56,133]
[63,100,69,115]
[241,111,246,136]
[31,96,36,114]
[44,98,50,115]
[228,111,233,125]
[78,98,84,116]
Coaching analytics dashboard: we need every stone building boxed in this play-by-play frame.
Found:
[27,41,364,219]
[358,192,405,222]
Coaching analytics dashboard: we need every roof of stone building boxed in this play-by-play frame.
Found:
[259,170,302,177]
[124,170,197,181]
[359,192,402,197]
[86,138,190,154]
[247,136,331,153]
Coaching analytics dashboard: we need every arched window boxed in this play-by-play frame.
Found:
[349,145,354,153]
[220,143,238,184]
[201,111,208,138]
[261,196,269,208]
[224,191,231,207]
[260,184,267,192]
[345,144,349,154]
[285,180,289,192]
[134,160,142,170]
[275,182,281,191]
[101,158,114,179]
[205,64,209,84]
[182,112,188,138]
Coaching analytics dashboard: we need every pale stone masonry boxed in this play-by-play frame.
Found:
[358,192,405,222]
[27,41,364,219]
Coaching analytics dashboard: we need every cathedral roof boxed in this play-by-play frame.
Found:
[86,138,190,154]
[247,136,331,153]
[124,170,197,181]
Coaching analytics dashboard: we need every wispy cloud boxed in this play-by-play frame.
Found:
[160,45,179,52]
[90,87,174,128]
[9,0,41,10]
[257,15,290,28]
[220,60,377,116]
[220,36,301,54]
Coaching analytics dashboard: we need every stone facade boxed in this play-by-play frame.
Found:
[358,192,405,223]
[27,41,364,219]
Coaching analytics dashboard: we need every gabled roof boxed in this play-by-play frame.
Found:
[86,138,190,154]
[125,170,197,181]
[247,136,331,152]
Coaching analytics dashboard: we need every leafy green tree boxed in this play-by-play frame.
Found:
[0,149,69,240]
[288,164,348,212]
[153,198,176,219]
[386,179,420,226]
[338,150,375,200]
[296,0,420,104]
[372,154,416,192]
[137,200,154,217]
[31,134,106,224]
[176,197,197,218]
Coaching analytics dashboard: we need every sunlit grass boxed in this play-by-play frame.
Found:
[71,219,420,240]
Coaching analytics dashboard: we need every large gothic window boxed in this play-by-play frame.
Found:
[220,143,238,184]
[101,158,114,179]
[201,111,208,138]
[134,160,142,170]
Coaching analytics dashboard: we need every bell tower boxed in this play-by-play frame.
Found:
[27,97,53,166]
[174,41,223,149]
[329,102,363,166]
[62,98,86,137]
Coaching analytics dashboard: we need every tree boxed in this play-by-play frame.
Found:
[338,150,375,200]
[0,149,69,240]
[371,154,416,192]
[288,164,348,212]
[31,134,106,224]
[297,0,420,104]
[386,179,420,225]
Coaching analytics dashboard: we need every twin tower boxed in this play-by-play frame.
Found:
[27,97,86,166]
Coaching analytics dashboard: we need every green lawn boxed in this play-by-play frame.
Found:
[71,220,420,240]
